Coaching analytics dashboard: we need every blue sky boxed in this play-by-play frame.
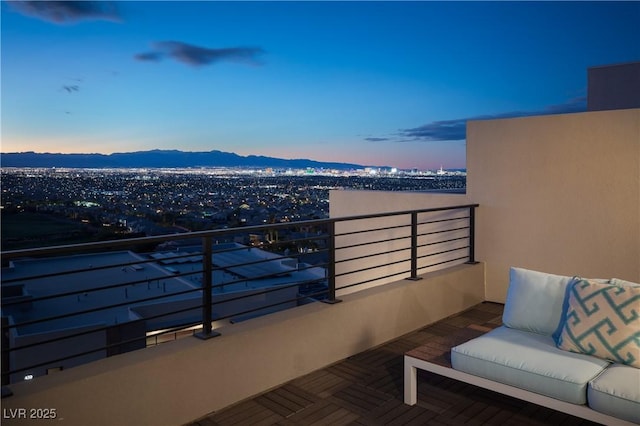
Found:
[2,1,639,170]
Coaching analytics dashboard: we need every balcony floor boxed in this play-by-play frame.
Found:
[187,302,598,426]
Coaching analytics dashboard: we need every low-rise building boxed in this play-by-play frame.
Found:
[1,243,326,383]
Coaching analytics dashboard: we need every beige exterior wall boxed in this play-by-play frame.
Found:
[2,263,484,426]
[329,190,469,217]
[468,109,639,301]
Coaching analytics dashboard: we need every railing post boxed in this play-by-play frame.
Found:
[406,212,423,281]
[1,316,13,397]
[195,236,220,339]
[322,221,341,304]
[466,206,479,264]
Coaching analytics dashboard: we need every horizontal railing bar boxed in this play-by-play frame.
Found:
[416,255,470,271]
[208,262,329,291]
[416,236,470,248]
[339,205,475,218]
[334,246,411,266]
[209,278,326,307]
[2,271,204,308]
[261,234,330,247]
[261,216,468,242]
[1,204,478,260]
[333,215,469,241]
[286,258,329,273]
[7,285,203,329]
[336,269,411,291]
[334,222,411,238]
[336,230,469,260]
[416,226,470,238]
[415,215,471,226]
[334,233,469,261]
[1,255,180,285]
[211,254,314,273]
[214,289,329,323]
[268,247,331,268]
[334,235,410,252]
[3,237,329,286]
[337,254,471,294]
[3,322,138,355]
[331,204,478,225]
[335,257,409,278]
[416,246,469,259]
[212,268,318,288]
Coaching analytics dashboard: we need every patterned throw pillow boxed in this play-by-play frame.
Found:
[556,279,640,368]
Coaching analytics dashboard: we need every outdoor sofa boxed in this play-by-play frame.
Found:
[405,267,640,425]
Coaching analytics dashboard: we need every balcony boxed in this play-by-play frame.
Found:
[2,204,485,425]
[1,106,638,425]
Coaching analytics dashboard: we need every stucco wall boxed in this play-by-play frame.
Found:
[2,263,484,426]
[329,190,469,217]
[467,108,640,301]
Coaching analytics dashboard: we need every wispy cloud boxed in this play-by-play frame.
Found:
[6,1,121,24]
[400,118,468,142]
[135,41,265,67]
[134,51,164,63]
[541,96,588,115]
[370,96,588,143]
[62,85,79,93]
[364,137,391,142]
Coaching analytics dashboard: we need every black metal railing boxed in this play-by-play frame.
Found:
[1,203,478,387]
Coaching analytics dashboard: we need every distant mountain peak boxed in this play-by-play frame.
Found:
[0,149,366,170]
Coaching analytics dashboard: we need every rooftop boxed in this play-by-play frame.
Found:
[2,251,198,334]
[2,243,326,337]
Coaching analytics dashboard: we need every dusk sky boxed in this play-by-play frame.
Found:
[2,1,639,170]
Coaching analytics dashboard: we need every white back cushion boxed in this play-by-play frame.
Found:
[502,267,574,336]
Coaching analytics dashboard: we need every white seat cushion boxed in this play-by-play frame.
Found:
[451,326,609,404]
[588,364,640,424]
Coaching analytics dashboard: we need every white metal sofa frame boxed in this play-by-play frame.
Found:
[404,355,637,426]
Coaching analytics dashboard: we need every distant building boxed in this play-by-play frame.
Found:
[587,61,640,111]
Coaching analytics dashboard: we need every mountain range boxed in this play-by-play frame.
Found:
[0,150,367,170]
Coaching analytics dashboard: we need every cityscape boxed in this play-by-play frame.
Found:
[1,166,465,250]
[1,164,468,385]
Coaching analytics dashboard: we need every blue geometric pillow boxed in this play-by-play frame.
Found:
[557,279,640,368]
